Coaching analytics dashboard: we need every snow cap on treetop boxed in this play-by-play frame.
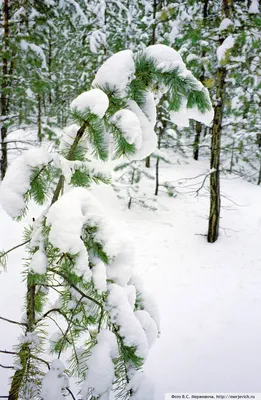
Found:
[92,49,135,96]
[70,88,109,118]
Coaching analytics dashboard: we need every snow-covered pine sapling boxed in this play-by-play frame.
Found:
[114,44,214,208]
[0,45,213,399]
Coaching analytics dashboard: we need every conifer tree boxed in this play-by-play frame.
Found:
[0,46,213,399]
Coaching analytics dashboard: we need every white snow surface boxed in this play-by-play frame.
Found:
[219,18,233,31]
[111,108,142,147]
[81,330,118,398]
[70,89,109,118]
[1,156,261,398]
[127,371,155,400]
[0,148,52,218]
[217,35,235,62]
[92,49,135,97]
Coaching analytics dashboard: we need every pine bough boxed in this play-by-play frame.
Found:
[0,45,213,400]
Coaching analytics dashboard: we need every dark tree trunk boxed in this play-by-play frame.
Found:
[192,0,208,160]
[145,0,157,169]
[207,67,226,243]
[207,0,231,243]
[8,282,36,400]
[37,94,42,142]
[1,0,9,179]
[193,121,202,160]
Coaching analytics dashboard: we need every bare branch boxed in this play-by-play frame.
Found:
[67,388,77,400]
[1,239,30,258]
[0,350,17,355]
[0,316,27,327]
[0,363,14,369]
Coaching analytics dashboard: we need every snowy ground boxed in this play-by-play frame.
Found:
[1,155,261,398]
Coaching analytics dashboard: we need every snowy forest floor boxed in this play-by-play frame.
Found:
[1,154,261,398]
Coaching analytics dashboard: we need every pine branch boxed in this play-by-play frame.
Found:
[0,350,17,355]
[48,267,104,332]
[0,239,30,259]
[51,121,88,204]
[0,364,14,369]
[0,316,27,327]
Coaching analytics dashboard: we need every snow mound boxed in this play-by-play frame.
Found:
[92,49,135,97]
[70,89,109,118]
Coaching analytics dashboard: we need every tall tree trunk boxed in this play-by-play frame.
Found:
[145,0,157,169]
[257,159,261,186]
[37,94,42,142]
[207,0,232,243]
[193,121,202,160]
[207,67,225,243]
[8,281,36,400]
[1,0,9,179]
[193,0,209,160]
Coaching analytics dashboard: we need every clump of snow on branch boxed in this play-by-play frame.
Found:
[41,359,69,400]
[107,283,149,358]
[0,148,52,218]
[111,109,142,148]
[58,155,111,183]
[89,30,107,54]
[217,36,235,62]
[92,49,135,97]
[170,95,214,128]
[59,124,81,151]
[134,310,158,348]
[92,259,107,294]
[127,100,157,160]
[46,187,119,278]
[146,44,214,127]
[249,0,259,13]
[106,245,134,286]
[20,39,47,69]
[28,214,48,274]
[81,330,118,399]
[141,91,157,127]
[146,43,184,68]
[219,18,233,31]
[70,88,109,118]
[29,248,48,274]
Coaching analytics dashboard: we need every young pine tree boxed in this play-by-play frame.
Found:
[0,45,213,399]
